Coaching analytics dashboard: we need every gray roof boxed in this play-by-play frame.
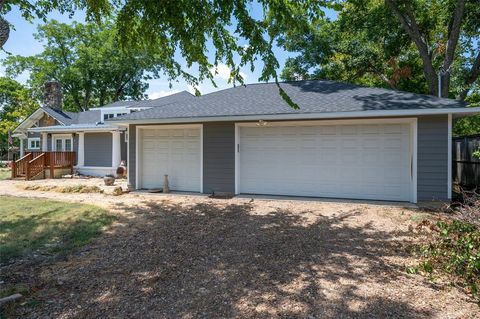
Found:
[42,107,101,125]
[98,91,194,109]
[130,91,195,108]
[41,91,194,126]
[111,80,469,122]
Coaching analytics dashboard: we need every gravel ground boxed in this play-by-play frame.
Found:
[0,178,478,318]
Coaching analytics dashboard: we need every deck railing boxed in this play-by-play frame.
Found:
[11,151,76,180]
[27,153,45,180]
[11,153,32,178]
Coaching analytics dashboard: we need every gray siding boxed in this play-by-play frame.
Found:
[128,116,450,201]
[84,132,112,167]
[128,125,137,187]
[417,115,448,201]
[203,122,235,194]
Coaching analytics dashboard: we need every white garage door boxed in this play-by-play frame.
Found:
[239,122,412,201]
[139,127,201,192]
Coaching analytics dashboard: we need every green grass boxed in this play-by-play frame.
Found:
[0,196,115,263]
[0,168,10,180]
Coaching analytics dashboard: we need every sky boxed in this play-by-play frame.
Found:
[0,5,336,100]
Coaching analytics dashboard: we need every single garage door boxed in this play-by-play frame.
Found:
[139,126,201,191]
[239,122,413,201]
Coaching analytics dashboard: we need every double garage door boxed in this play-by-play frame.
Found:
[239,122,413,202]
[138,121,413,202]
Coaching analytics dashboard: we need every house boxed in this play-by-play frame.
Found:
[107,80,480,203]
[12,81,194,177]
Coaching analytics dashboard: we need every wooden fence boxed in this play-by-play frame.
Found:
[453,135,480,189]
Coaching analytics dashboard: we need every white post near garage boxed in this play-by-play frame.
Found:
[77,132,85,167]
[19,138,24,157]
[111,131,121,169]
[41,133,48,151]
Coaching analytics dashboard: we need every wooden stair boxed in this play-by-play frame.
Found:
[11,151,76,180]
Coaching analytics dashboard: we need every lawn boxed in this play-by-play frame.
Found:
[0,196,115,263]
[0,168,10,180]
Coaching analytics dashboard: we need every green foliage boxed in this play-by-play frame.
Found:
[0,195,115,263]
[474,150,480,159]
[4,19,167,111]
[2,1,333,99]
[279,0,479,100]
[415,220,480,303]
[0,77,39,155]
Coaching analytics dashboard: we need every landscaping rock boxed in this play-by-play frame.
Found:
[112,186,123,196]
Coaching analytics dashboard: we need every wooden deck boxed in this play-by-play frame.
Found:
[11,151,76,180]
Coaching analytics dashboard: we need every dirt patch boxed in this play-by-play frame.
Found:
[0,178,478,318]
[23,184,104,193]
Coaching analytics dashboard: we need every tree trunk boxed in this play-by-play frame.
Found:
[385,0,438,96]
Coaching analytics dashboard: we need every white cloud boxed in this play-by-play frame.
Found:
[209,63,247,81]
[148,89,181,99]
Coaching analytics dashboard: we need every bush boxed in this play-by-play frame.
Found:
[414,219,480,303]
[452,189,480,228]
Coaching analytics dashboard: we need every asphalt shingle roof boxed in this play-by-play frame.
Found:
[42,91,194,126]
[111,80,468,122]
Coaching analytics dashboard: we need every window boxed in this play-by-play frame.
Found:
[103,113,115,121]
[117,113,127,117]
[28,138,40,150]
[56,139,63,151]
[53,135,73,151]
[65,139,72,151]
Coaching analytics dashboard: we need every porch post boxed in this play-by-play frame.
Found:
[77,132,85,167]
[111,131,121,169]
[19,138,24,158]
[41,133,48,152]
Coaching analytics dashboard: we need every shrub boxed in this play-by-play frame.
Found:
[414,219,480,304]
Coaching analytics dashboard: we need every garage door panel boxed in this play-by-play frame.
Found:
[140,127,201,192]
[239,122,412,201]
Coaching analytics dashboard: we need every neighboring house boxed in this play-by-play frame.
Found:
[12,81,194,176]
[108,80,480,203]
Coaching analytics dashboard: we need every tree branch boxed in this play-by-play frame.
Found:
[385,0,438,95]
[443,0,465,70]
[442,0,466,96]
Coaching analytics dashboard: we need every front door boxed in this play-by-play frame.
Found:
[53,136,72,151]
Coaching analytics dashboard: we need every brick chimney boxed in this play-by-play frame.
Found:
[44,81,63,110]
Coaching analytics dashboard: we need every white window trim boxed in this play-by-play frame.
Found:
[135,124,203,193]
[234,118,418,203]
[51,134,74,151]
[28,137,41,150]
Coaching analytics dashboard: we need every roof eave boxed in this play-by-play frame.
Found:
[109,107,480,125]
[28,125,124,133]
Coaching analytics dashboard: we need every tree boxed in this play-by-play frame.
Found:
[0,77,39,156]
[0,0,110,49]
[4,19,167,111]
[3,1,330,94]
[279,0,479,100]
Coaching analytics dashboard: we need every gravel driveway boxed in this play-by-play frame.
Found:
[1,178,478,318]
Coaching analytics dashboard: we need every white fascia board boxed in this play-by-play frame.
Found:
[13,108,47,134]
[90,106,133,111]
[109,107,480,125]
[28,125,126,133]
